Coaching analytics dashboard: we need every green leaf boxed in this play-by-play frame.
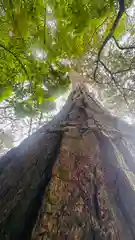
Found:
[0,0,133,116]
[0,87,12,102]
[114,13,127,39]
[45,96,56,101]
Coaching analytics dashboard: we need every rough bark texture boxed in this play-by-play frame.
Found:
[31,85,135,239]
[0,92,74,239]
[1,84,135,239]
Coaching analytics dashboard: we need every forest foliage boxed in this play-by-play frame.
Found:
[0,0,134,118]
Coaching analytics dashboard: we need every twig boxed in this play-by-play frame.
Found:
[0,43,29,79]
[112,36,135,50]
[44,5,47,44]
[89,17,108,45]
[28,118,32,136]
[94,0,125,81]
[113,67,135,74]
[0,106,12,109]
[122,87,135,94]
[9,0,24,41]
[9,0,15,22]
[99,60,131,111]
[38,112,43,127]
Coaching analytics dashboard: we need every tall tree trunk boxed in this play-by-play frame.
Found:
[0,84,135,239]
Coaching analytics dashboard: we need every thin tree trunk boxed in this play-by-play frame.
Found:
[0,84,135,239]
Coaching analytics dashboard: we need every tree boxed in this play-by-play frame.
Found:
[1,83,135,239]
[1,0,135,239]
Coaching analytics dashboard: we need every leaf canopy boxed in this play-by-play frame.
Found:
[0,0,133,115]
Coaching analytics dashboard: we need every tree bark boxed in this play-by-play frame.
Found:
[0,91,74,240]
[0,84,135,239]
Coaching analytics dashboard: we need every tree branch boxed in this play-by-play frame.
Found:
[38,112,43,127]
[28,118,32,136]
[99,60,131,111]
[112,36,135,50]
[113,67,135,74]
[94,0,125,81]
[89,17,108,46]
[44,5,47,44]
[0,43,29,79]
[0,106,12,109]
